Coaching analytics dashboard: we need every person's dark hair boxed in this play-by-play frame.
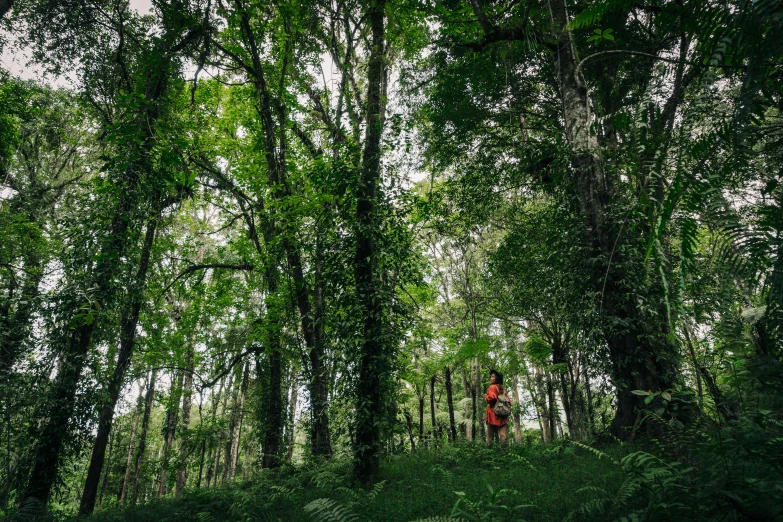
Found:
[489,369,504,385]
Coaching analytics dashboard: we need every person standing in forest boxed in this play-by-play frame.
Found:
[485,369,510,448]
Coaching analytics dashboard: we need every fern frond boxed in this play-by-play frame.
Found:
[303,498,360,522]
[367,480,387,502]
[572,440,621,465]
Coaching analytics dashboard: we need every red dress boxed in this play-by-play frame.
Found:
[484,384,510,427]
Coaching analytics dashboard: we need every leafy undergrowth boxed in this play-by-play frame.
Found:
[21,417,783,522]
[84,441,625,522]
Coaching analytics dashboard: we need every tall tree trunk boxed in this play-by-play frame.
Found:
[404,411,416,450]
[223,366,241,481]
[444,367,457,442]
[80,218,158,516]
[131,368,157,506]
[175,344,195,497]
[511,376,522,444]
[418,391,425,443]
[213,370,234,485]
[532,367,551,443]
[158,369,183,496]
[262,338,284,469]
[229,361,250,479]
[199,376,224,489]
[544,0,678,438]
[552,336,576,439]
[461,365,473,440]
[547,372,557,441]
[429,375,437,444]
[353,0,388,481]
[98,429,116,508]
[120,380,146,504]
[232,1,329,463]
[474,357,484,440]
[285,365,298,463]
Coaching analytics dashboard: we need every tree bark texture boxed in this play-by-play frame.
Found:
[352,0,388,481]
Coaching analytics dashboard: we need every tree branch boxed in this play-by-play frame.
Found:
[158,262,254,297]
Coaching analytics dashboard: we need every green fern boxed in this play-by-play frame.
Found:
[572,440,621,465]
[303,498,359,522]
[367,479,387,502]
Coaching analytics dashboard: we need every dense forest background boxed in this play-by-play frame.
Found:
[1,0,782,520]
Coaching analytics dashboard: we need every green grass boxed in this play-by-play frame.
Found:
[85,441,627,522]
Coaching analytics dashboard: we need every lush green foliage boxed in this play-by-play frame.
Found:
[1,0,782,519]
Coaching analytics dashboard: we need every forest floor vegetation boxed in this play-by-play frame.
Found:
[81,440,626,522]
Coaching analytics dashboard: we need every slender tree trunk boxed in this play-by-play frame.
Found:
[429,375,437,444]
[533,367,551,443]
[158,369,183,496]
[97,429,115,507]
[684,325,736,421]
[175,345,195,497]
[229,361,250,480]
[211,447,221,488]
[262,340,284,469]
[461,365,473,440]
[80,218,158,516]
[353,0,388,481]
[131,369,157,506]
[120,381,146,504]
[418,391,425,443]
[233,1,331,463]
[199,376,224,489]
[444,367,457,442]
[547,373,557,440]
[223,366,241,481]
[684,326,704,406]
[311,244,331,458]
[474,357,484,440]
[196,440,207,489]
[404,411,416,450]
[285,365,298,463]
[511,376,522,444]
[214,371,234,485]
